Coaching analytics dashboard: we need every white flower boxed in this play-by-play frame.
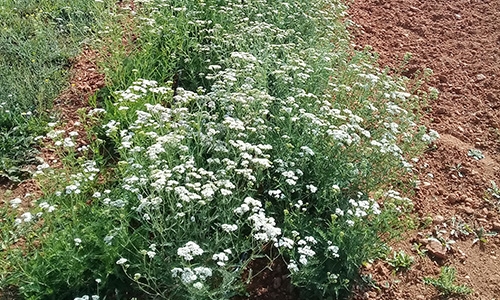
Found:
[274,237,294,249]
[306,184,318,193]
[300,146,315,156]
[21,212,33,223]
[328,245,340,258]
[10,198,22,208]
[304,236,317,244]
[221,224,238,232]
[177,241,204,261]
[63,137,75,148]
[116,258,128,265]
[288,261,299,272]
[268,189,284,199]
[212,252,229,266]
[193,266,212,280]
[193,282,203,290]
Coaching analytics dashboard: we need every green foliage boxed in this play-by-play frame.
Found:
[1,0,433,299]
[423,266,473,296]
[0,0,115,181]
[386,250,414,271]
[0,105,45,182]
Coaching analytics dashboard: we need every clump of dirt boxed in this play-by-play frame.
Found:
[234,255,297,300]
[348,0,500,299]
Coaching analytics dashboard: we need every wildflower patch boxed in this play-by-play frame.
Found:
[1,0,438,299]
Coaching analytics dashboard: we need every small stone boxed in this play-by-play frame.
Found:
[476,74,486,81]
[377,264,389,277]
[492,222,500,232]
[433,215,445,224]
[426,239,448,259]
[464,207,474,215]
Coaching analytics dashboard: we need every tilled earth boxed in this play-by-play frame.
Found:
[349,0,500,299]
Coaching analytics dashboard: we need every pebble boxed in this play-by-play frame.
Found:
[492,222,500,232]
[426,239,448,259]
[433,215,445,224]
[464,207,474,215]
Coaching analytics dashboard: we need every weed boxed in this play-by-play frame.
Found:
[471,226,497,245]
[467,149,484,160]
[412,243,428,257]
[387,250,414,271]
[486,181,500,209]
[423,266,473,296]
[448,163,464,178]
[449,217,472,239]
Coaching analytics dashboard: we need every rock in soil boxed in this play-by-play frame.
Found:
[426,239,448,260]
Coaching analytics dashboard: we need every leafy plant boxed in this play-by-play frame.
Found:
[423,266,473,296]
[387,250,414,271]
[412,243,428,257]
[467,149,484,160]
[471,226,497,245]
[448,163,464,178]
[488,181,500,201]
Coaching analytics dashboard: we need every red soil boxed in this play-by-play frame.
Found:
[349,0,500,299]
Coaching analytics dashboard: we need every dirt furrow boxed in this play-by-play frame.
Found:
[349,0,500,299]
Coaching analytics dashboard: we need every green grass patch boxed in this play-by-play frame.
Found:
[0,0,115,181]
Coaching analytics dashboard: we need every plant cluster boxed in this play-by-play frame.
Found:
[386,250,414,271]
[0,0,115,181]
[1,0,437,299]
[423,266,473,296]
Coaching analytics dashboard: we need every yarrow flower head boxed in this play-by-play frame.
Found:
[177,241,204,261]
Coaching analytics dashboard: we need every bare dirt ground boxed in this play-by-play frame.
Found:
[348,0,500,299]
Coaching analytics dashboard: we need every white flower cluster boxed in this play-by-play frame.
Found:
[73,296,99,300]
[212,249,231,266]
[177,241,204,261]
[171,266,212,284]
